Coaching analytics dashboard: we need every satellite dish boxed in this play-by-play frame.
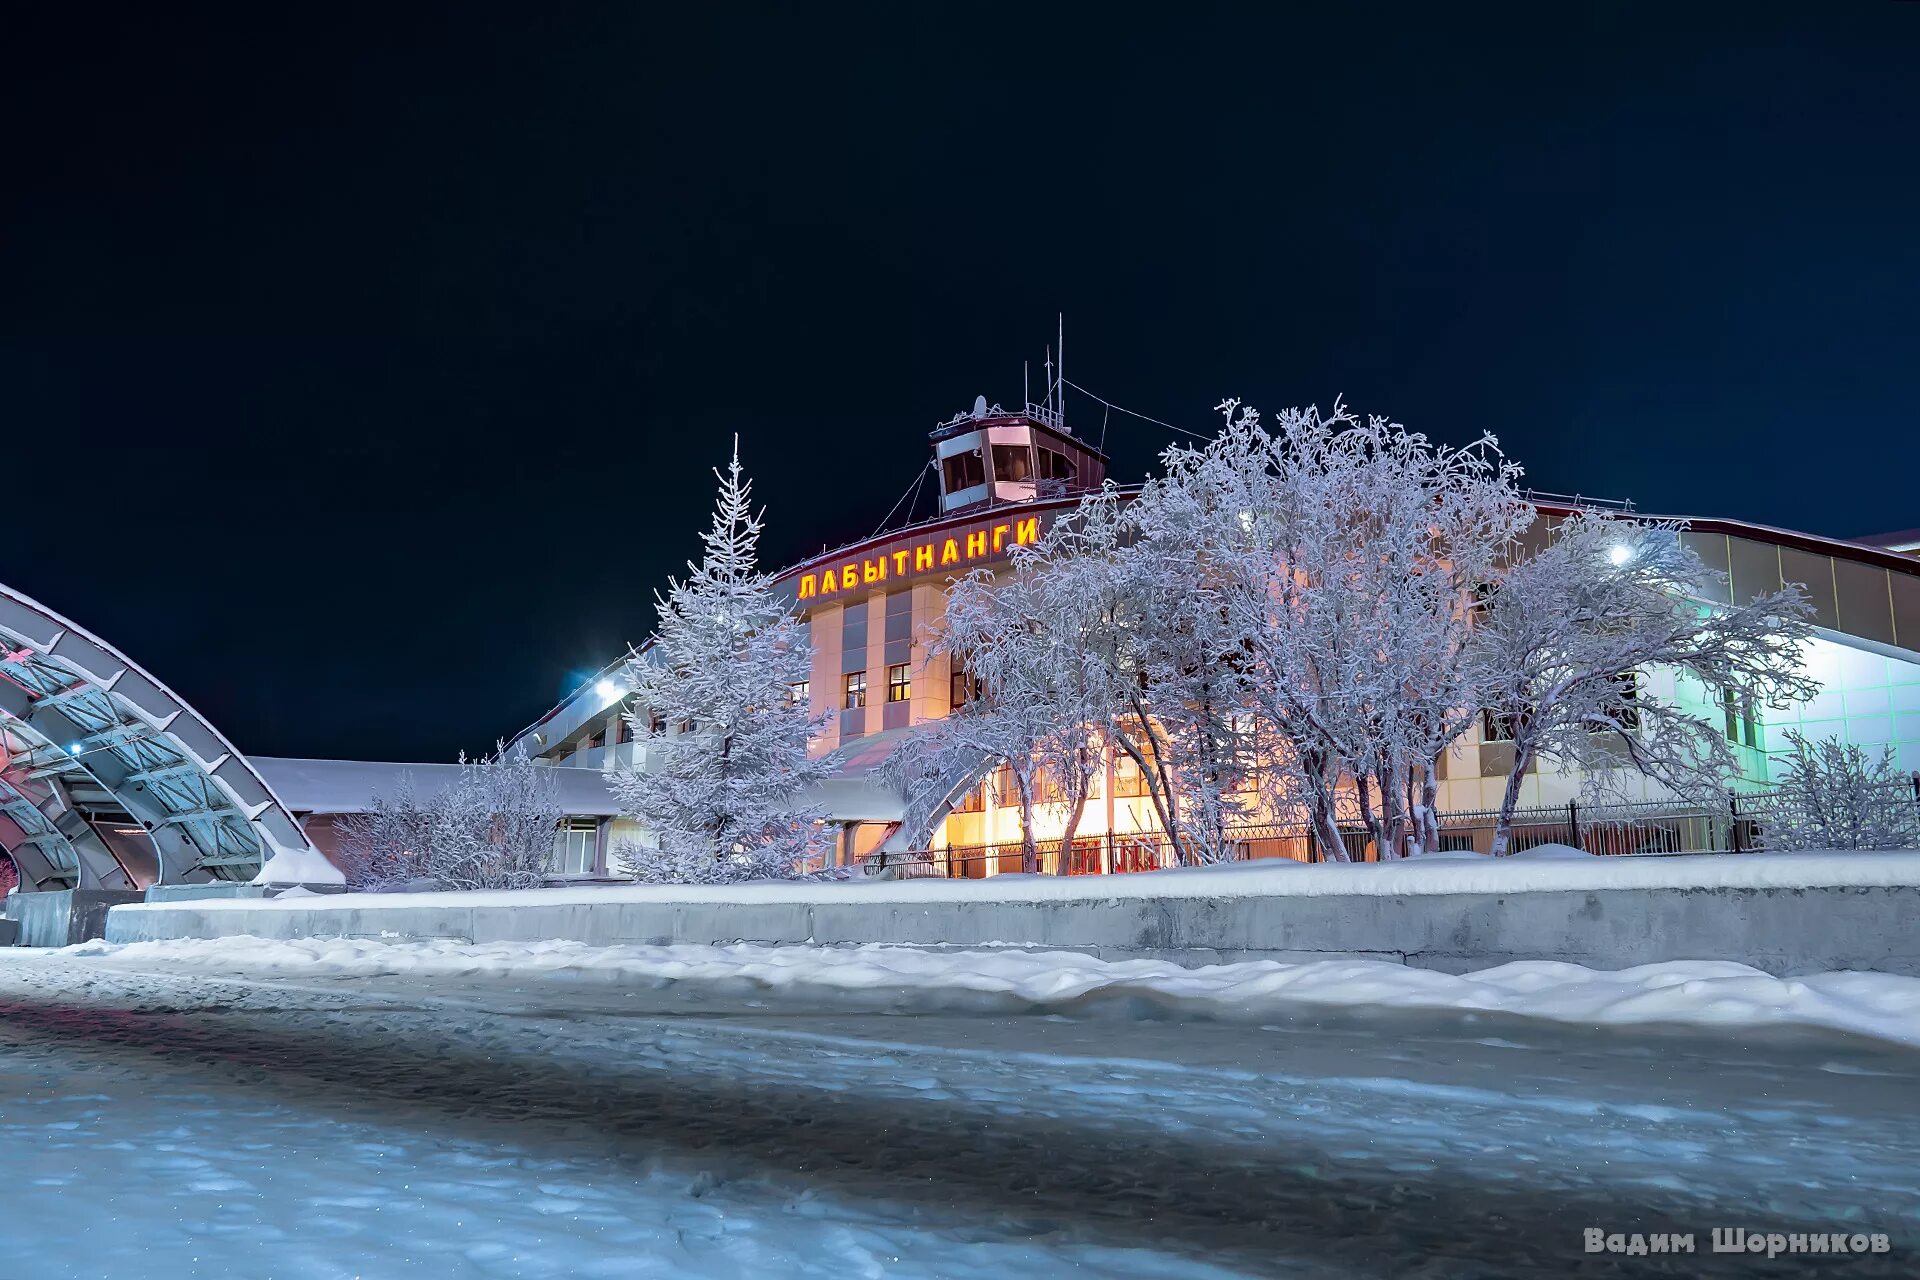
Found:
[972,394,988,419]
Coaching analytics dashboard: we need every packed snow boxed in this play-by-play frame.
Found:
[4,947,1917,1277]
[61,935,1920,1050]
[124,848,1920,915]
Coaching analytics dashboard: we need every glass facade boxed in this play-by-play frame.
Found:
[1772,636,1920,773]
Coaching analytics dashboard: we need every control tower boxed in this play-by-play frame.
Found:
[928,395,1109,515]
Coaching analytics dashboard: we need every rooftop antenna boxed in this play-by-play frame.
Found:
[1043,344,1054,421]
[1057,312,1065,431]
[1023,359,1029,413]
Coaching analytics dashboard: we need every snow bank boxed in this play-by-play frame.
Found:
[64,935,1920,1050]
[138,848,1920,913]
[249,834,345,886]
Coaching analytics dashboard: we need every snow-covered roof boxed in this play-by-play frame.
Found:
[250,757,621,818]
[251,745,910,825]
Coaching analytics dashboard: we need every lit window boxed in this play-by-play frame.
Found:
[992,443,1033,483]
[950,662,982,708]
[788,680,810,708]
[844,671,867,709]
[888,663,911,703]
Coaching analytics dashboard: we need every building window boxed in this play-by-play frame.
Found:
[1481,707,1519,743]
[844,671,867,709]
[887,663,911,703]
[950,662,982,708]
[551,818,597,876]
[1113,752,1148,798]
[585,730,605,751]
[992,443,1033,483]
[1721,687,1760,748]
[1604,672,1640,732]
[616,718,634,745]
[649,714,667,735]
[942,450,985,493]
[788,680,810,708]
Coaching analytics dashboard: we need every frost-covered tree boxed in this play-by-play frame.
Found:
[335,773,436,889]
[1471,513,1819,854]
[611,441,833,883]
[1094,469,1265,864]
[1165,399,1528,860]
[335,745,561,891]
[1763,730,1920,852]
[891,519,1112,874]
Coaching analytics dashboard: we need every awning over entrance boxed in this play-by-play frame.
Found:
[0,583,318,890]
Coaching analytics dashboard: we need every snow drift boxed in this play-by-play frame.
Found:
[64,936,1920,1050]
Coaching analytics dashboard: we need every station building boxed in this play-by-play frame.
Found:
[504,395,1920,875]
[8,395,1920,893]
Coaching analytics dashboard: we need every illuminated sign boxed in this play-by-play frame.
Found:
[796,515,1041,601]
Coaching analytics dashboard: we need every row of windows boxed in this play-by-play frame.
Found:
[838,665,914,710]
[941,444,1080,494]
[1480,674,1641,742]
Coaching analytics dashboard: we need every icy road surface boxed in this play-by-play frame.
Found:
[1,950,1917,1278]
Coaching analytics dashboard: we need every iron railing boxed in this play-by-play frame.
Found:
[864,780,1920,877]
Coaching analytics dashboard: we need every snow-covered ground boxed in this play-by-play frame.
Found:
[116,849,1920,916]
[64,934,1920,1050]
[6,945,1918,1277]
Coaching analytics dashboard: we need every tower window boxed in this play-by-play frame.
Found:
[992,443,1033,483]
[844,671,867,709]
[888,663,911,703]
[943,451,985,493]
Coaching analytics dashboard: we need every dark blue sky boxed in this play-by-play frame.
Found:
[3,3,1916,760]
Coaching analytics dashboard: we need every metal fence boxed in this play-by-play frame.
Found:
[864,781,1920,877]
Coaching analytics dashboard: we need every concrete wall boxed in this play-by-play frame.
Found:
[11,890,143,948]
[103,884,1920,976]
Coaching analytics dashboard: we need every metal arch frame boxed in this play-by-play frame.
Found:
[0,582,319,889]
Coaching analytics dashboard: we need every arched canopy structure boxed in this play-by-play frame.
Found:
[0,583,318,890]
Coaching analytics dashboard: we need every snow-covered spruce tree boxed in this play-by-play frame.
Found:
[1764,730,1920,851]
[610,442,832,883]
[1470,512,1819,855]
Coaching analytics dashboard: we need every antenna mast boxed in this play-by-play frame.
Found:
[1057,312,1065,431]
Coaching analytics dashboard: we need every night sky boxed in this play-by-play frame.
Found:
[3,4,1916,763]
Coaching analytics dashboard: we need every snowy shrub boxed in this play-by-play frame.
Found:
[336,746,562,891]
[333,775,437,889]
[1762,730,1920,852]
